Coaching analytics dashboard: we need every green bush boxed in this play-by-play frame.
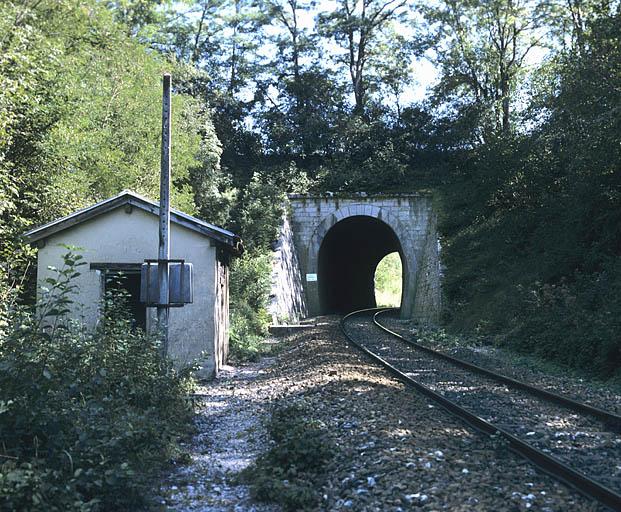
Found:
[507,259,621,379]
[229,251,272,362]
[0,251,195,511]
[229,304,267,362]
[243,404,334,511]
[227,173,287,362]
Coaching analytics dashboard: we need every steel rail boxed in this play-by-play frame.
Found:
[340,308,621,512]
[373,308,621,430]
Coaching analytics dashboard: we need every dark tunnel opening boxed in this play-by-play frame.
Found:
[318,215,403,314]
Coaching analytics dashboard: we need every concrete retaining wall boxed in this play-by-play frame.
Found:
[268,211,307,323]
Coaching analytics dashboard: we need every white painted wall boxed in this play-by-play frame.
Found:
[36,207,223,378]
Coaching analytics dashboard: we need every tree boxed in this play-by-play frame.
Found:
[547,0,615,53]
[371,29,414,122]
[106,0,168,34]
[0,0,67,295]
[151,0,227,64]
[426,0,550,135]
[47,49,218,214]
[0,0,221,301]
[318,0,413,115]
[263,0,315,86]
[252,1,348,168]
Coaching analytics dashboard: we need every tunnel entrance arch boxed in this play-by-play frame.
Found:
[318,216,404,314]
[304,203,414,318]
[280,195,440,323]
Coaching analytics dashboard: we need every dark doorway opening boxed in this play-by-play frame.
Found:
[103,269,146,331]
[318,216,403,314]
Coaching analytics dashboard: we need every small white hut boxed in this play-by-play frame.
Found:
[24,190,243,379]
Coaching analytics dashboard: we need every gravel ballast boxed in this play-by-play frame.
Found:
[158,359,279,511]
[161,316,607,511]
[378,313,621,415]
[342,312,620,504]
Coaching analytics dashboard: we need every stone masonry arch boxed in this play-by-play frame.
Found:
[307,204,414,270]
[306,204,416,316]
[269,194,441,323]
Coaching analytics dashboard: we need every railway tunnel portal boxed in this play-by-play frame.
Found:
[269,194,441,323]
[318,215,403,314]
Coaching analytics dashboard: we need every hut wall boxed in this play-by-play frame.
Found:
[36,207,221,378]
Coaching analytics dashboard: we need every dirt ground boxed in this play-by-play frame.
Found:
[158,317,603,511]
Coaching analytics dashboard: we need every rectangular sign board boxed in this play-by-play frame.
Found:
[306,273,317,282]
[141,262,193,305]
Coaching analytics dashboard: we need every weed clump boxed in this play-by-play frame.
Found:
[243,403,334,511]
[229,252,271,362]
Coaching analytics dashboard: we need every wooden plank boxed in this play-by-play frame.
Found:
[89,263,142,272]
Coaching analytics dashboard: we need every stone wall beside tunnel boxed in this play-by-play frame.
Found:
[268,212,307,324]
[286,194,441,322]
[412,211,442,324]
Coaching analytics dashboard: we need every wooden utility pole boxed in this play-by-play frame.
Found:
[158,73,172,354]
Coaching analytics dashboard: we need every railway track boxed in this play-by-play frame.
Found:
[341,308,621,511]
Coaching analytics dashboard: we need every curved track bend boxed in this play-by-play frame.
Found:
[341,308,621,511]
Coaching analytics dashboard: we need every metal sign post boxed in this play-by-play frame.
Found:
[158,73,172,354]
[140,73,192,354]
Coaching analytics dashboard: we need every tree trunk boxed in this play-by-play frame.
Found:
[501,73,510,132]
[191,2,209,63]
[229,0,240,95]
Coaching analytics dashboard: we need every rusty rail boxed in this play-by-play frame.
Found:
[373,308,621,430]
[340,308,621,512]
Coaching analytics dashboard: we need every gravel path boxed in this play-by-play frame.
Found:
[156,316,607,511]
[157,359,280,511]
[343,312,621,500]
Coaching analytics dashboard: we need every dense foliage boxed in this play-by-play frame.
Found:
[2,6,621,508]
[228,251,273,361]
[0,0,220,299]
[440,11,621,378]
[0,252,194,510]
